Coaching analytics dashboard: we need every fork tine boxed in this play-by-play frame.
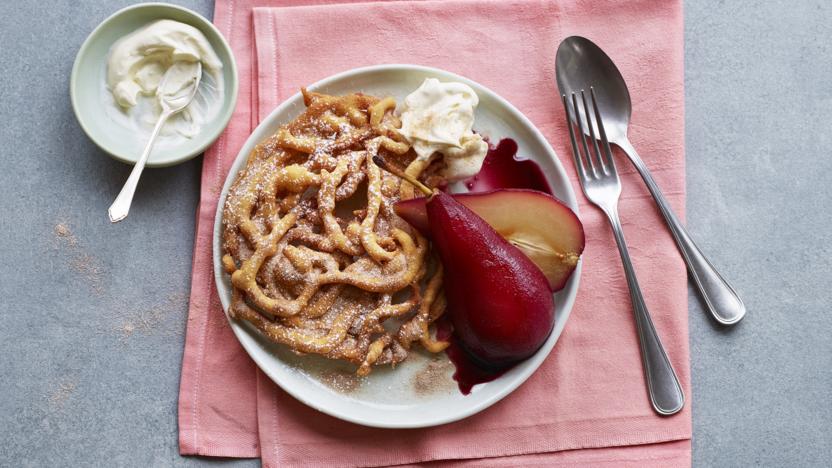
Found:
[562,94,588,181]
[579,90,608,175]
[571,92,598,179]
[590,87,617,173]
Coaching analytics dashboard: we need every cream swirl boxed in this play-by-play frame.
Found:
[107,19,222,108]
[398,78,488,181]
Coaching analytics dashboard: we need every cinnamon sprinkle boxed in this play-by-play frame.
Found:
[412,356,455,396]
[54,223,77,246]
[53,221,104,294]
[115,292,188,341]
[46,378,77,409]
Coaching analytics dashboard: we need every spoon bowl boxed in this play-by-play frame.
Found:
[556,36,631,143]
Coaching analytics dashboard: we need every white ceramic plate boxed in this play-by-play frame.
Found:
[213,64,581,428]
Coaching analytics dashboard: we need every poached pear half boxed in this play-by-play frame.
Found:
[425,191,555,368]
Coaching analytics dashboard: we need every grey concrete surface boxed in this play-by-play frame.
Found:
[0,0,828,466]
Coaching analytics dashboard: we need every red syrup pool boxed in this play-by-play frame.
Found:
[441,138,552,395]
[463,138,552,195]
[435,317,508,395]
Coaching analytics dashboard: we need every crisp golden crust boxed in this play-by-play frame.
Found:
[222,89,447,375]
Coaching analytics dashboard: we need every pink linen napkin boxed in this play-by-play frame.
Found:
[179,0,691,466]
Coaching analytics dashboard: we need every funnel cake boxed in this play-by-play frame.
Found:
[221,89,448,375]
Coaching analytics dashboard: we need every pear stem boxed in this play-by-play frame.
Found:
[372,155,435,197]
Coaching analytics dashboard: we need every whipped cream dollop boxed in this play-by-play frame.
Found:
[398,78,488,181]
[107,19,222,108]
[103,20,225,142]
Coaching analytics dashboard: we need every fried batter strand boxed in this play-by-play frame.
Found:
[222,89,448,375]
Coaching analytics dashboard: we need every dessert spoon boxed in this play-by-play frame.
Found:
[108,61,202,223]
[555,36,745,325]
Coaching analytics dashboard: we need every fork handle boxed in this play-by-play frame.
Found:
[616,138,746,325]
[607,207,685,416]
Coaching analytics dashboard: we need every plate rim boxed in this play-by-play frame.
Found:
[212,63,582,428]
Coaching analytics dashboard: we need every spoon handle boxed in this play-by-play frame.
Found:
[616,138,746,325]
[108,111,172,223]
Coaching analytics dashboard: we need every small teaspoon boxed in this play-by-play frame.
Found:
[108,61,202,223]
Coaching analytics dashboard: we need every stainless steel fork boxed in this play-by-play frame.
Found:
[563,89,685,416]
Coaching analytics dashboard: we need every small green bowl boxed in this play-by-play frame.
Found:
[70,3,238,167]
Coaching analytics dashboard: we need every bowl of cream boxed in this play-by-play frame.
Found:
[71,3,238,167]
